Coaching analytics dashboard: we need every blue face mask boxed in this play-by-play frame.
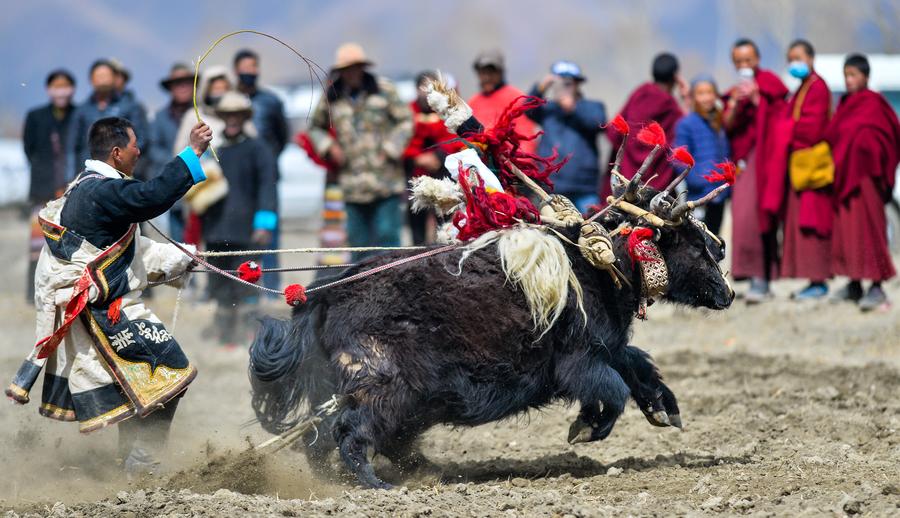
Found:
[788,61,810,79]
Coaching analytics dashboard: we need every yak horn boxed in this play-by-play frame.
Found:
[670,184,729,220]
[506,160,552,203]
[625,144,662,202]
[664,166,691,194]
[606,196,668,227]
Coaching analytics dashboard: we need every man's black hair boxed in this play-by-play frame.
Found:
[89,59,115,77]
[234,48,259,67]
[88,117,134,160]
[732,38,760,57]
[844,53,869,77]
[652,53,679,84]
[46,68,75,87]
[789,39,815,58]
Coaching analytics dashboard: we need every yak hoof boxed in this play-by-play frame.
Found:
[567,417,595,444]
[668,413,683,430]
[643,409,671,428]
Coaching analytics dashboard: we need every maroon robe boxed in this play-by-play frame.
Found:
[781,72,833,281]
[602,83,683,199]
[826,89,900,281]
[724,68,790,279]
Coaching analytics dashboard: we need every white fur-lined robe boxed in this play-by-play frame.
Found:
[6,157,201,433]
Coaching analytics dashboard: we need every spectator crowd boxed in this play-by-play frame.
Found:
[22,37,900,345]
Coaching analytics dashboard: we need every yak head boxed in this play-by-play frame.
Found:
[599,157,735,311]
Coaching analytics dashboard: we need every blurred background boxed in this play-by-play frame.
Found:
[1,0,899,211]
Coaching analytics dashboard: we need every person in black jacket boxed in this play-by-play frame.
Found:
[23,69,77,302]
[201,91,278,346]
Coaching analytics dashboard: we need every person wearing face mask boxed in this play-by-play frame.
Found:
[22,69,77,302]
[199,92,278,345]
[722,38,790,304]
[825,54,900,311]
[468,49,538,154]
[781,39,834,300]
[66,59,150,182]
[674,75,731,235]
[307,43,413,262]
[148,64,196,241]
[233,49,289,292]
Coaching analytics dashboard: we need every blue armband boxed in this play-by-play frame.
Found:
[177,146,206,184]
[253,210,278,231]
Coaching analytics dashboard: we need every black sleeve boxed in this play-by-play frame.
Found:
[92,156,196,224]
[23,110,37,163]
[254,140,278,214]
[271,96,289,154]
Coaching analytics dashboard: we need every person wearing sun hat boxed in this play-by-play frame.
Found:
[527,60,607,213]
[307,42,412,261]
[148,63,197,240]
[198,91,278,345]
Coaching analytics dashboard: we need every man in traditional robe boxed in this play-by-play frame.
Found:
[826,54,900,311]
[6,116,212,476]
[467,49,538,154]
[780,39,833,299]
[723,38,791,303]
[602,52,686,199]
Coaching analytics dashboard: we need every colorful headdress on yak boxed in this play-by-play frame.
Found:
[410,75,734,327]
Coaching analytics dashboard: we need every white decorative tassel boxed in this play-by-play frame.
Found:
[425,77,473,134]
[408,176,464,216]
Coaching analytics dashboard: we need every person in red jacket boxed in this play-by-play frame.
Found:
[602,53,687,200]
[826,54,900,311]
[723,38,791,303]
[402,70,463,244]
[781,39,834,300]
[467,49,538,154]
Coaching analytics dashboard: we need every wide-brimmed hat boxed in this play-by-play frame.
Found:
[473,49,505,71]
[160,63,194,90]
[214,91,253,115]
[332,42,373,71]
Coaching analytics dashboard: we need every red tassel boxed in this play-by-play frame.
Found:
[627,227,658,263]
[284,284,307,306]
[636,122,667,148]
[703,161,738,186]
[606,114,630,135]
[107,298,123,324]
[237,260,262,284]
[669,146,695,168]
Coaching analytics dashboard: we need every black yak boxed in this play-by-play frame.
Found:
[248,178,734,489]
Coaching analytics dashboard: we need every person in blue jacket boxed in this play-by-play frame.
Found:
[674,75,731,234]
[526,61,607,213]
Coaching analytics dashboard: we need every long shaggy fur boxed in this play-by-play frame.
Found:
[408,176,463,216]
[457,226,585,336]
[425,77,472,134]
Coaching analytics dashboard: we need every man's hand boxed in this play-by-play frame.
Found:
[252,229,272,246]
[190,122,213,157]
[538,74,557,95]
[328,142,345,167]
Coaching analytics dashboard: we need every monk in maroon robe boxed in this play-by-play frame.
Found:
[780,40,833,299]
[723,39,791,303]
[602,53,685,199]
[826,54,900,311]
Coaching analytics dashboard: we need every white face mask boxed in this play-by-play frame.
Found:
[48,86,74,108]
[737,67,755,80]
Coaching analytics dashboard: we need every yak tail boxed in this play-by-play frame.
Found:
[249,307,330,435]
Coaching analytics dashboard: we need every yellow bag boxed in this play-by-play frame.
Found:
[789,141,834,191]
